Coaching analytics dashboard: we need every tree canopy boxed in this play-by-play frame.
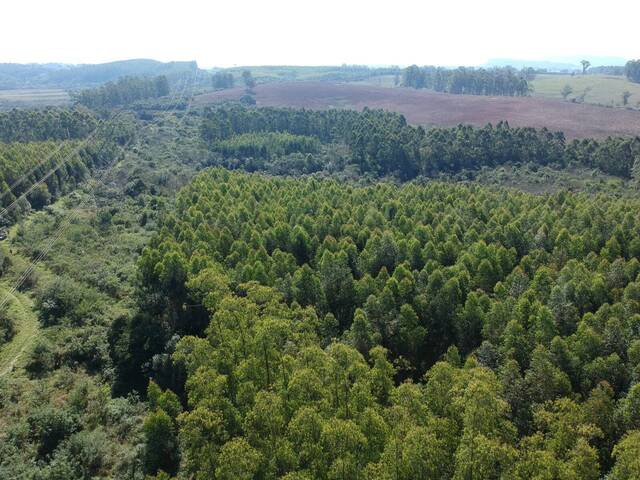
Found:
[109,167,640,478]
[625,59,640,83]
[72,75,171,109]
[403,65,530,96]
[201,106,640,179]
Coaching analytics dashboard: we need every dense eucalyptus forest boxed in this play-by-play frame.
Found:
[2,82,640,480]
[72,75,172,109]
[402,66,531,96]
[0,108,134,224]
[0,108,98,143]
[108,169,640,479]
[201,106,640,179]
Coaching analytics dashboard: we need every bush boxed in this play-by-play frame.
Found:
[0,309,15,345]
[58,326,110,373]
[239,94,256,106]
[106,395,146,441]
[25,339,56,377]
[52,429,108,480]
[0,245,11,277]
[35,277,99,326]
[124,178,146,197]
[27,407,78,458]
[143,409,179,475]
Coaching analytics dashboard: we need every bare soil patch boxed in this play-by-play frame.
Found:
[196,82,640,139]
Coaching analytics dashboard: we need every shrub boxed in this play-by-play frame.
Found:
[25,339,56,377]
[59,326,110,373]
[0,308,15,345]
[35,277,99,326]
[27,407,78,458]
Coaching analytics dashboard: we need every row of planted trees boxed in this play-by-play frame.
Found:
[200,106,640,179]
[402,65,531,96]
[0,109,134,223]
[0,107,97,143]
[71,75,171,109]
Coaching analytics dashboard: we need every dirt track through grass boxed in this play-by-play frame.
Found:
[0,286,39,377]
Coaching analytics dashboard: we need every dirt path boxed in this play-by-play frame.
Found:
[0,287,39,377]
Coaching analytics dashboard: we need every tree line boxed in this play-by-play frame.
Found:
[214,132,320,160]
[110,168,640,478]
[403,65,531,96]
[0,140,121,222]
[589,65,626,76]
[0,107,97,143]
[626,60,640,83]
[71,75,171,109]
[212,71,235,90]
[0,113,134,223]
[201,106,640,179]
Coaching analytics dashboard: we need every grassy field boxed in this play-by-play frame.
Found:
[0,88,70,108]
[0,222,51,377]
[531,74,640,108]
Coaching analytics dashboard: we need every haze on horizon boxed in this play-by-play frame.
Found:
[3,0,638,68]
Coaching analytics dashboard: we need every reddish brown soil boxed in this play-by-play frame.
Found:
[195,82,640,139]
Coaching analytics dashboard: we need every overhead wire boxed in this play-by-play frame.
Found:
[0,66,199,312]
[0,68,192,218]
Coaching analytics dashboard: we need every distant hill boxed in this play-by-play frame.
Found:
[486,56,628,72]
[0,59,205,89]
[218,65,400,84]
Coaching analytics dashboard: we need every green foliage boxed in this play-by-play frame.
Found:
[610,430,640,479]
[27,407,79,458]
[215,437,262,480]
[110,167,640,478]
[25,339,56,377]
[148,380,183,419]
[143,409,179,475]
[632,157,640,187]
[626,59,640,83]
[0,138,120,222]
[6,90,640,480]
[72,75,171,108]
[0,59,196,90]
[214,132,320,160]
[44,429,109,480]
[169,287,520,479]
[0,103,199,480]
[201,106,640,179]
[58,325,111,372]
[403,65,530,96]
[0,107,97,142]
[0,307,16,345]
[212,71,234,90]
[241,70,256,90]
[35,276,102,327]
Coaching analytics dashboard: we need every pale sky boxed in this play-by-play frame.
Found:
[2,0,638,68]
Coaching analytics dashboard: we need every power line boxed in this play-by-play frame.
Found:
[0,68,192,215]
[0,111,124,219]
[0,67,199,312]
